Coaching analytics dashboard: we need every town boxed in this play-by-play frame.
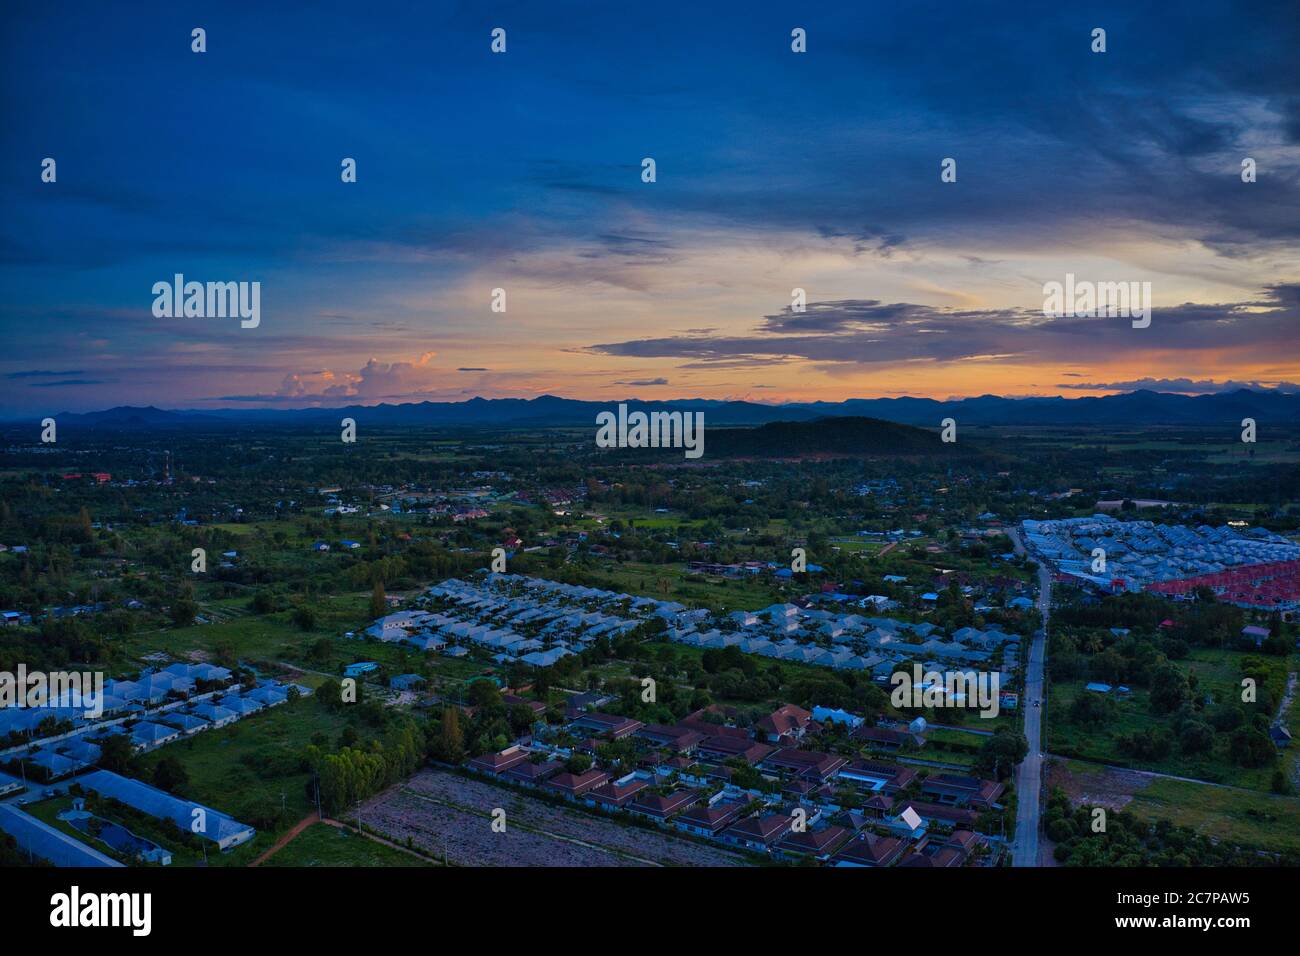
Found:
[0,416,1296,870]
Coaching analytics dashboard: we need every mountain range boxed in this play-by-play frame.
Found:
[13,388,1300,430]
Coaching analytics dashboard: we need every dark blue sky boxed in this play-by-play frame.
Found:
[3,1,1298,412]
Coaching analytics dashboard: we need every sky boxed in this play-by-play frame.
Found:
[2,0,1298,413]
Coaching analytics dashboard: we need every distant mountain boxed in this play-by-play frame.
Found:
[702,416,947,458]
[14,388,1300,431]
[60,406,215,427]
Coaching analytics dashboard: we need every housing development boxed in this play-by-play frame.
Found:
[2,0,1295,938]
[1,404,1297,881]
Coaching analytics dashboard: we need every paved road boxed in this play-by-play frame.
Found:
[1008,528,1051,867]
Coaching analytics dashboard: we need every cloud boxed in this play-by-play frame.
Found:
[230,351,448,403]
[7,369,85,379]
[588,285,1300,370]
[612,377,668,387]
[1056,378,1300,394]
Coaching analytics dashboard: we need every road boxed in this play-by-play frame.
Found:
[1008,528,1051,867]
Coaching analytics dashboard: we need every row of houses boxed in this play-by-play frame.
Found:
[465,735,995,865]
[19,679,310,779]
[0,662,237,741]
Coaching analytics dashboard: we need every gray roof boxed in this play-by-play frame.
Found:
[0,804,123,867]
[79,769,254,846]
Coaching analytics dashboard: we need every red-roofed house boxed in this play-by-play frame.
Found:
[755,704,813,743]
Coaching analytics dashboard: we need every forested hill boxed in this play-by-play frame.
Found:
[702,416,949,458]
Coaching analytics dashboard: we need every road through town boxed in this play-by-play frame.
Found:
[1008,528,1051,867]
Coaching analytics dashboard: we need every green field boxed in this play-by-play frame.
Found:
[137,697,354,843]
[1126,777,1300,853]
[263,823,433,867]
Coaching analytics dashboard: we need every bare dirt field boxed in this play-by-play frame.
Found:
[1045,757,1148,811]
[360,769,753,867]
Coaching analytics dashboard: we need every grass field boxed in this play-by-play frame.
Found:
[137,697,354,842]
[1052,758,1300,855]
[570,559,788,611]
[264,823,433,867]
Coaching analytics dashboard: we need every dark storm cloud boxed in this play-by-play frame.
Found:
[588,285,1300,369]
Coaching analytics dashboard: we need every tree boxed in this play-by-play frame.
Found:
[1148,663,1191,715]
[98,734,137,774]
[1271,769,1294,795]
[169,597,198,628]
[153,755,189,792]
[370,580,387,619]
[975,729,1028,779]
[564,754,592,775]
[434,708,465,763]
[467,680,502,709]
[292,605,317,631]
[1229,726,1275,768]
[1178,721,1213,755]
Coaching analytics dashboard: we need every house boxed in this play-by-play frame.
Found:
[243,684,290,708]
[502,694,547,718]
[853,725,924,752]
[755,704,813,743]
[343,661,380,678]
[339,540,362,550]
[696,735,773,766]
[830,832,906,867]
[759,748,848,782]
[129,721,181,750]
[311,541,330,552]
[564,691,612,717]
[635,724,704,753]
[774,825,851,861]
[467,746,531,776]
[588,774,650,810]
[503,759,563,788]
[720,813,794,851]
[628,789,701,823]
[920,774,1005,808]
[900,828,982,867]
[189,703,238,728]
[158,713,209,735]
[899,800,979,829]
[811,705,863,729]
[544,768,610,800]
[1242,625,1270,645]
[674,799,745,837]
[569,711,644,740]
[389,674,426,691]
[79,769,255,851]
[837,759,917,795]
